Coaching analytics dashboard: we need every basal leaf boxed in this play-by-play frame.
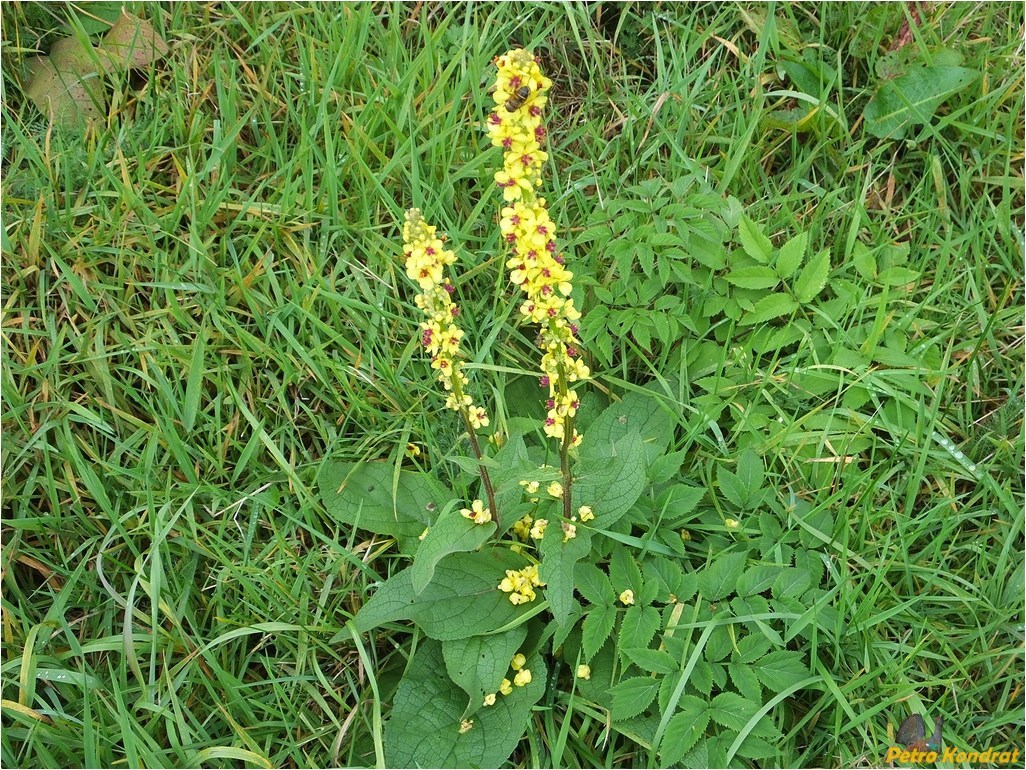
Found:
[793,247,830,303]
[696,552,748,601]
[660,696,710,764]
[442,627,527,716]
[863,65,980,140]
[582,604,618,660]
[751,650,810,692]
[319,461,446,546]
[580,391,672,464]
[354,549,533,640]
[610,676,660,721]
[385,640,545,768]
[574,431,646,527]
[413,505,496,594]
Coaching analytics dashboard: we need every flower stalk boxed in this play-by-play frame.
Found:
[401,208,499,523]
[487,49,589,519]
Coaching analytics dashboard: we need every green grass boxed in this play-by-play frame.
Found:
[2,2,1023,767]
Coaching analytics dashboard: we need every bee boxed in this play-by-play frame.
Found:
[504,85,531,112]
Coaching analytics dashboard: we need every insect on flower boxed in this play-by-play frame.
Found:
[504,85,531,112]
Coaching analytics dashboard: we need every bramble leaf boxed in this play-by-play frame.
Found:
[660,696,710,764]
[619,606,661,660]
[750,650,810,692]
[735,564,780,596]
[582,604,618,660]
[709,691,760,730]
[697,552,748,601]
[794,248,831,303]
[775,231,807,279]
[738,216,773,263]
[738,292,798,326]
[610,676,660,721]
[624,648,678,675]
[575,563,614,606]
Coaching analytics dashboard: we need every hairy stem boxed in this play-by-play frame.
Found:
[462,411,499,526]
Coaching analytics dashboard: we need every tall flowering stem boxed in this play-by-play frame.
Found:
[486,49,590,519]
[402,208,498,523]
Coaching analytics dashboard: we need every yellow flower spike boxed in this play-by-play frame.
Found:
[513,669,532,687]
[619,589,635,606]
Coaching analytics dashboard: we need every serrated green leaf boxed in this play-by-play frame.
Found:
[863,65,980,140]
[661,484,706,526]
[610,676,660,721]
[735,448,765,501]
[442,627,527,715]
[732,634,772,664]
[643,556,686,602]
[877,266,920,286]
[716,466,746,509]
[582,604,618,660]
[793,247,830,303]
[751,650,810,692]
[625,647,679,675]
[739,292,798,326]
[735,565,780,596]
[619,606,661,660]
[575,563,614,606]
[609,549,645,597]
[385,640,545,768]
[413,506,496,593]
[771,567,812,600]
[319,462,445,546]
[540,527,592,626]
[647,448,687,484]
[852,242,877,280]
[728,661,763,701]
[775,231,807,279]
[734,734,778,760]
[574,431,646,527]
[354,549,532,639]
[660,696,710,764]
[688,658,714,696]
[738,216,773,263]
[726,265,779,289]
[697,552,748,601]
[709,692,760,730]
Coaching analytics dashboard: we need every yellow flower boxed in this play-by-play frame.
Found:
[577,505,594,522]
[512,513,534,540]
[510,653,527,671]
[619,589,635,606]
[459,719,474,734]
[577,664,591,680]
[460,499,492,525]
[547,481,563,499]
[483,693,497,707]
[519,479,540,495]
[513,669,532,687]
[499,678,513,696]
[725,518,740,530]
[529,519,548,540]
[562,521,577,542]
[497,564,545,604]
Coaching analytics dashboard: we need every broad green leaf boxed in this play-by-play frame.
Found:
[624,648,678,675]
[488,434,535,519]
[574,431,646,527]
[539,526,592,626]
[863,65,980,140]
[660,696,710,764]
[793,248,830,303]
[442,627,527,715]
[734,735,777,759]
[696,552,748,601]
[660,484,706,526]
[354,549,532,640]
[771,567,812,600]
[610,676,660,721]
[647,448,688,484]
[580,391,672,464]
[688,658,714,696]
[609,549,645,597]
[575,563,614,606]
[725,265,779,290]
[619,606,661,660]
[582,604,618,660]
[751,650,810,691]
[732,634,772,665]
[735,565,780,596]
[728,661,763,701]
[319,461,444,545]
[737,216,773,263]
[385,640,545,768]
[413,506,496,594]
[642,556,687,602]
[852,242,877,280]
[736,448,765,499]
[739,292,798,326]
[709,692,760,730]
[775,231,807,279]
[877,266,920,286]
